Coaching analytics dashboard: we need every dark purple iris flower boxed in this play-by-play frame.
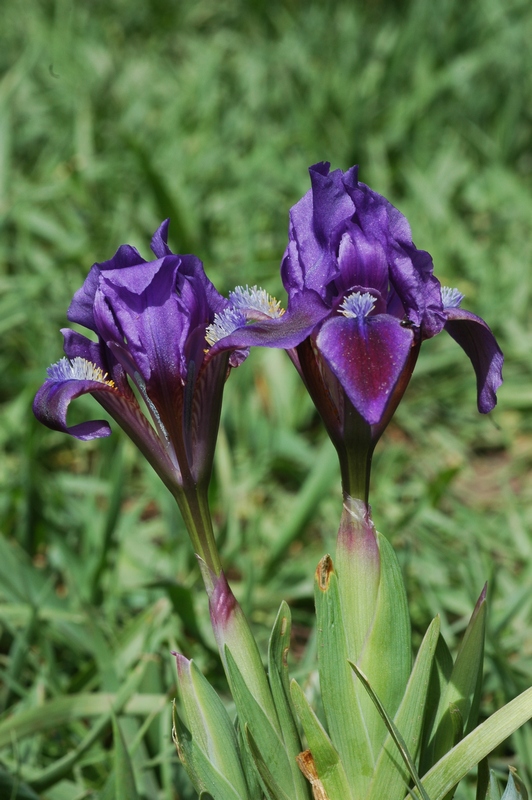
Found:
[33,221,241,569]
[207,163,503,499]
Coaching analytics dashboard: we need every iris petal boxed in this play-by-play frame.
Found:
[281,162,356,297]
[67,245,146,331]
[95,257,187,387]
[207,289,329,355]
[316,314,414,426]
[308,162,357,249]
[340,170,445,337]
[33,374,114,440]
[150,219,172,258]
[444,308,503,413]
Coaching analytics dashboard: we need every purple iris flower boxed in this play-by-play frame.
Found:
[33,221,241,572]
[207,163,503,499]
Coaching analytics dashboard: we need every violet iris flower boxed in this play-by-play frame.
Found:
[207,163,503,500]
[33,221,240,573]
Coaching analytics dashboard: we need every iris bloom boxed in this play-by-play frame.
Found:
[33,221,242,573]
[207,163,503,500]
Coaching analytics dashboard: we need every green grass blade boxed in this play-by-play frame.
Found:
[112,714,140,800]
[290,679,354,800]
[24,659,151,791]
[424,588,487,771]
[235,717,263,799]
[421,634,454,775]
[314,555,374,796]
[267,602,311,800]
[245,726,293,800]
[225,647,294,793]
[0,692,167,747]
[0,769,40,800]
[263,441,338,576]
[366,616,441,800]
[350,662,431,800]
[407,687,532,800]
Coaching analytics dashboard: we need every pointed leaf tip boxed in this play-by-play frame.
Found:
[477,583,488,606]
[504,768,529,800]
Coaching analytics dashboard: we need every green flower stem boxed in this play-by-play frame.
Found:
[172,485,222,579]
[172,483,278,730]
[334,495,411,762]
[335,495,381,662]
[339,406,374,504]
[174,487,289,784]
[198,561,282,735]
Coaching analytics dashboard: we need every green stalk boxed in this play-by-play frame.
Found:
[173,485,222,580]
[335,495,381,663]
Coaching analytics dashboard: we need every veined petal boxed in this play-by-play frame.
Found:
[309,162,357,249]
[444,307,503,413]
[33,356,181,489]
[95,256,188,385]
[316,314,414,426]
[32,357,117,440]
[401,245,445,338]
[281,162,355,297]
[67,245,146,331]
[335,223,389,302]
[341,172,445,337]
[206,289,329,355]
[177,255,229,318]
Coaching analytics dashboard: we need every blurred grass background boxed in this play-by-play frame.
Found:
[1,0,532,796]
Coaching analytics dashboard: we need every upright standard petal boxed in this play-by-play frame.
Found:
[67,245,146,331]
[341,170,445,337]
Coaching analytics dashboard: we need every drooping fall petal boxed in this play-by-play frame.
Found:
[33,359,115,440]
[317,314,414,426]
[444,307,503,413]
